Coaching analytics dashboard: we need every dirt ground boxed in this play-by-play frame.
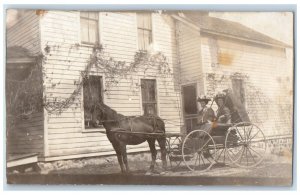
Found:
[43,152,292,178]
[6,152,293,185]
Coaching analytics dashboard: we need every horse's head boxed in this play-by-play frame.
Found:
[90,103,105,125]
[91,102,119,126]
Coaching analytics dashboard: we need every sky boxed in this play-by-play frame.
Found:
[210,12,294,46]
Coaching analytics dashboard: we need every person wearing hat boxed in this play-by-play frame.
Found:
[196,95,216,158]
[196,95,215,131]
[214,92,231,124]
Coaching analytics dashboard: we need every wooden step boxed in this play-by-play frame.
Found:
[7,153,38,168]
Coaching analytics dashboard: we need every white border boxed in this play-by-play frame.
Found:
[1,1,298,193]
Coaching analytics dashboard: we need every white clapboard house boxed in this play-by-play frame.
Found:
[6,11,293,163]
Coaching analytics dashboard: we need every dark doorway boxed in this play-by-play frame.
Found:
[182,84,198,133]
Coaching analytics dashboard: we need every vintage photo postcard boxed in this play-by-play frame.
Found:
[5,10,294,186]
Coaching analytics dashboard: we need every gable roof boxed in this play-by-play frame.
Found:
[6,46,36,66]
[173,12,291,48]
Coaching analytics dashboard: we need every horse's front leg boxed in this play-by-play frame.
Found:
[119,143,130,173]
[111,142,126,173]
[147,139,157,172]
[117,153,126,173]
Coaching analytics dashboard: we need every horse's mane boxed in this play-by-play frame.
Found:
[96,102,125,120]
[96,102,164,125]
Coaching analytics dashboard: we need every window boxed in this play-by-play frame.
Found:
[80,12,99,44]
[83,76,103,128]
[137,13,152,50]
[141,79,157,115]
[232,78,245,105]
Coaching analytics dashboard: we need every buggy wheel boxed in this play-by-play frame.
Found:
[225,122,266,168]
[166,136,182,170]
[210,147,228,165]
[182,130,216,172]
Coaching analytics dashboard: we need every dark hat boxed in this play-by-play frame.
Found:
[214,92,226,100]
[197,95,211,102]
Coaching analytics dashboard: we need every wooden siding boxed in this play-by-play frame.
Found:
[6,10,44,156]
[176,21,206,96]
[40,11,182,159]
[200,35,293,136]
[7,10,41,55]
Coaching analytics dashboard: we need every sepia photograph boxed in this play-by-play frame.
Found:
[5,9,294,186]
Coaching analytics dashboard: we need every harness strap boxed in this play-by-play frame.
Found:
[130,118,133,132]
[153,116,157,132]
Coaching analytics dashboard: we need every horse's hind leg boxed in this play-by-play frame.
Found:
[147,139,157,172]
[157,137,167,170]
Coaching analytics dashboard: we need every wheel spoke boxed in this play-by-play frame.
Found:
[228,146,243,162]
[248,146,263,158]
[235,146,244,157]
[200,153,206,165]
[170,138,176,147]
[198,138,210,152]
[245,147,248,166]
[243,126,246,142]
[228,145,243,157]
[238,147,245,164]
[236,128,245,141]
[194,153,199,168]
[215,149,224,162]
[227,148,236,157]
[249,129,260,141]
[246,147,256,164]
[207,155,212,163]
[247,125,254,141]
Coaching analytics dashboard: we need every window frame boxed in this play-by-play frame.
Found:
[181,83,199,133]
[231,78,246,106]
[181,83,198,116]
[80,11,100,45]
[136,12,153,51]
[81,74,106,133]
[140,78,158,116]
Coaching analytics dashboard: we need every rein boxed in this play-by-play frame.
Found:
[98,114,164,124]
[95,103,164,132]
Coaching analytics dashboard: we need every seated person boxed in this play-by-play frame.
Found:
[194,95,216,133]
[215,93,231,124]
[212,92,232,136]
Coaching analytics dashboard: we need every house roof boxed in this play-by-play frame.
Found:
[174,12,291,48]
[6,46,36,64]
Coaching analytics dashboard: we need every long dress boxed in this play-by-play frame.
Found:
[211,106,231,136]
[194,106,216,134]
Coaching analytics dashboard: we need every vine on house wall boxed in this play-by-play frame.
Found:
[6,54,45,128]
[274,76,293,132]
[205,72,271,125]
[7,43,173,122]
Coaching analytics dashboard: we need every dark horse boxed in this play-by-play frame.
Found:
[91,102,167,174]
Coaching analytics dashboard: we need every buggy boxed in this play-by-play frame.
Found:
[165,89,267,172]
